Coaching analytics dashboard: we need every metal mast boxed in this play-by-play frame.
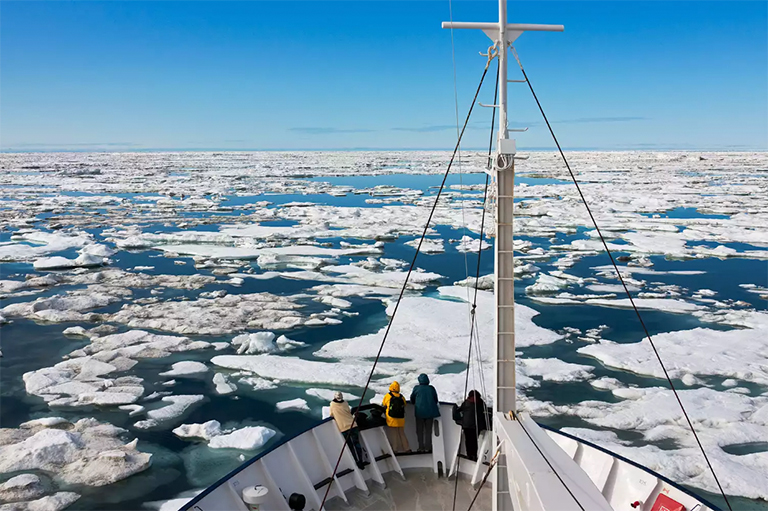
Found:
[442,4,562,510]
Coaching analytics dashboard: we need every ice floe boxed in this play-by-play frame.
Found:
[0,418,150,488]
[134,395,205,430]
[107,293,306,335]
[275,398,310,412]
[207,427,276,450]
[159,361,209,377]
[579,325,768,385]
[172,421,276,450]
[231,332,306,355]
[212,373,237,395]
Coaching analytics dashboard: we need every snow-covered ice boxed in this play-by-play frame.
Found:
[275,398,310,412]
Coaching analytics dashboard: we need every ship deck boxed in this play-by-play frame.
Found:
[324,468,491,511]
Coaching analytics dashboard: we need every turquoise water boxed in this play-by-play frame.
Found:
[0,172,766,510]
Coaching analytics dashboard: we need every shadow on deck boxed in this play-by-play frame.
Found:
[325,468,492,511]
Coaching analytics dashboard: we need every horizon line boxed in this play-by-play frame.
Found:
[2,146,766,154]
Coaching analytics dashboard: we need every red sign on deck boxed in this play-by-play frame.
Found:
[650,494,686,511]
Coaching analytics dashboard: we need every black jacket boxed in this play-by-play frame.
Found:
[457,399,488,431]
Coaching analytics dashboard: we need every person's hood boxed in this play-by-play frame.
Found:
[389,381,400,393]
[418,373,430,385]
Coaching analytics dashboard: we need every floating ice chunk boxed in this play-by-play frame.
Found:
[314,286,561,381]
[695,309,768,330]
[0,474,48,503]
[305,388,359,402]
[0,231,92,262]
[33,252,106,271]
[589,377,625,391]
[107,292,305,335]
[80,244,116,257]
[318,264,442,290]
[275,398,310,412]
[586,283,640,293]
[207,426,276,450]
[213,355,370,387]
[518,358,593,384]
[159,361,209,377]
[0,491,81,511]
[3,290,122,323]
[238,376,278,391]
[453,235,491,253]
[405,237,445,254]
[532,294,702,314]
[134,395,205,429]
[22,359,145,409]
[0,418,150,488]
[579,326,768,385]
[172,420,223,441]
[62,326,88,337]
[454,274,494,290]
[20,417,70,429]
[316,295,352,309]
[212,373,237,395]
[231,332,306,355]
[118,404,145,417]
[526,273,574,295]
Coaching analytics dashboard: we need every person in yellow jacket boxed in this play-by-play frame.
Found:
[382,381,411,453]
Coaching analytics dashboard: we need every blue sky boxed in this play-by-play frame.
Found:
[1,1,766,151]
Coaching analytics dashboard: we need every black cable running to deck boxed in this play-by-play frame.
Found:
[318,60,493,511]
[509,46,733,511]
[451,60,498,511]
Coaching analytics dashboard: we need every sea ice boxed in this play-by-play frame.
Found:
[172,420,223,441]
[107,292,306,335]
[212,355,370,387]
[453,235,491,253]
[207,426,276,450]
[578,326,768,385]
[33,252,106,271]
[159,361,209,377]
[133,395,205,430]
[231,332,306,355]
[275,398,310,412]
[0,491,80,511]
[0,418,150,487]
[212,373,237,395]
[305,388,359,402]
[404,237,445,254]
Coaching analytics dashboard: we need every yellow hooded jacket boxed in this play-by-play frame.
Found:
[382,381,406,428]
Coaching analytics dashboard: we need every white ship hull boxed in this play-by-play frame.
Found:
[180,404,717,511]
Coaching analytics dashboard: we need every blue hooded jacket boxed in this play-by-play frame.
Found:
[410,374,440,419]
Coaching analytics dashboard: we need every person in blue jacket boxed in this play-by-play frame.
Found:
[409,373,440,452]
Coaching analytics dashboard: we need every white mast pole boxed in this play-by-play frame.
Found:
[492,2,515,509]
[441,10,561,511]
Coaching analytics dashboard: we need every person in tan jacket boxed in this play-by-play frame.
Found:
[329,391,365,468]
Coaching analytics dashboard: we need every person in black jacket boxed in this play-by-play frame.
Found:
[456,390,487,461]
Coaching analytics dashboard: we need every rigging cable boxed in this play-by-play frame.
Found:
[451,59,499,511]
[318,58,494,511]
[447,0,473,312]
[508,45,733,511]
